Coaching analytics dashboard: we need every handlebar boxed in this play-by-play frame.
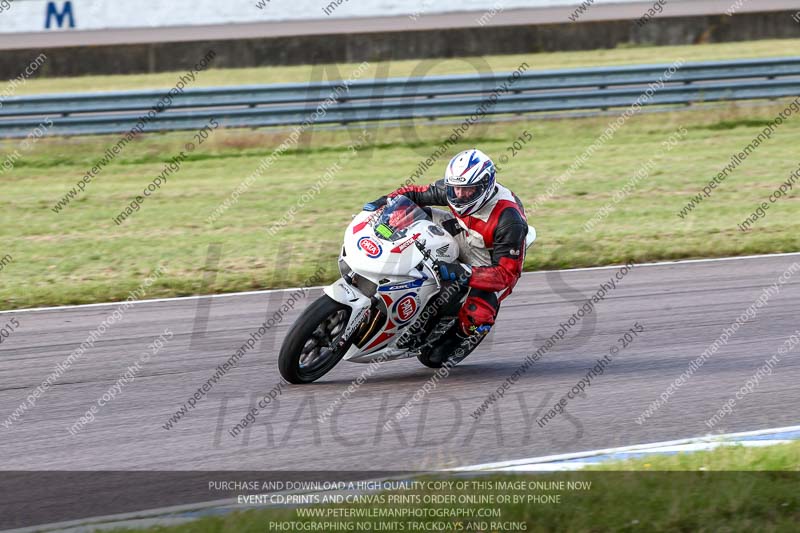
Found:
[414,239,442,289]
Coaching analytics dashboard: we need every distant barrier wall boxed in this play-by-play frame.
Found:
[0,9,798,78]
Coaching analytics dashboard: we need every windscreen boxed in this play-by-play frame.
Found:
[373,195,429,241]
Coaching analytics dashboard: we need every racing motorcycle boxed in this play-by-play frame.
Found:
[278,195,536,384]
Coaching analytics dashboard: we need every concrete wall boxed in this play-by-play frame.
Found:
[1,10,798,79]
[0,0,644,33]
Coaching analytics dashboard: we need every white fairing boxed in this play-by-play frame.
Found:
[324,202,460,364]
[343,210,459,284]
[323,279,372,342]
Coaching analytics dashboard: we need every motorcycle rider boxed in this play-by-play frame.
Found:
[364,149,528,365]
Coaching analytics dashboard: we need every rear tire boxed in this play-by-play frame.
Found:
[279,295,352,384]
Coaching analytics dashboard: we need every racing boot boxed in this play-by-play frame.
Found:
[419,325,490,368]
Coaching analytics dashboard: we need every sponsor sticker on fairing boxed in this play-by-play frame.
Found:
[357,236,383,258]
[378,277,427,292]
[390,233,421,253]
[392,293,419,323]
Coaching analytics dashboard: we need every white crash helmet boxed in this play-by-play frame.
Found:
[444,149,497,216]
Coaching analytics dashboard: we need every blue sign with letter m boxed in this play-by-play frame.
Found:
[46,1,76,29]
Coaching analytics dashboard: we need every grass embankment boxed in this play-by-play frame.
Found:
[15,38,800,94]
[589,440,800,471]
[1,100,799,310]
[118,442,800,532]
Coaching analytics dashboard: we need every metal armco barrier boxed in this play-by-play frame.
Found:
[1,57,799,138]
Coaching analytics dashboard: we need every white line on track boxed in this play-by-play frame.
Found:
[3,251,799,316]
[455,424,800,472]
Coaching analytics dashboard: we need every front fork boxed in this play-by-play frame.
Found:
[323,278,373,353]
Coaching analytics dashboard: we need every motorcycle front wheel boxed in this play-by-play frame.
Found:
[278,295,353,384]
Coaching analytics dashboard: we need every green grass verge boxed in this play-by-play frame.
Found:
[116,442,800,532]
[2,97,799,310]
[15,38,800,95]
[589,441,800,471]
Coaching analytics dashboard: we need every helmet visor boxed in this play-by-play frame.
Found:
[446,182,488,208]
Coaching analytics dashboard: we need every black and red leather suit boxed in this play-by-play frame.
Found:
[387,179,528,336]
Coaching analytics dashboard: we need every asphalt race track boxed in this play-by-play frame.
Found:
[1,253,799,527]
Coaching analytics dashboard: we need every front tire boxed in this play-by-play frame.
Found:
[279,295,352,384]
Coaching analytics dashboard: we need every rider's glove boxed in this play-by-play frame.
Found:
[438,261,472,285]
[363,196,388,212]
[441,218,464,236]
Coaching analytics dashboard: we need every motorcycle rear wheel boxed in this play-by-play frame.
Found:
[278,295,352,384]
